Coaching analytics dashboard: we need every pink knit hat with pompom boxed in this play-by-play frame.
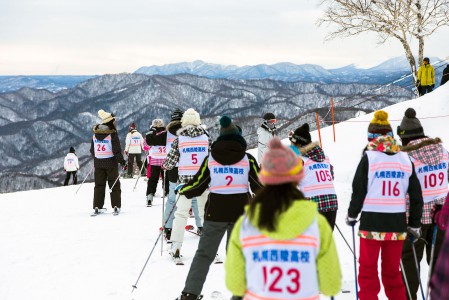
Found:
[259,137,304,185]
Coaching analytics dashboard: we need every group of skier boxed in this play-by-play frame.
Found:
[84,105,448,300]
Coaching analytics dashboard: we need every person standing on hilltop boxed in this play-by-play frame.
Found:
[257,112,277,164]
[417,57,435,96]
[63,146,79,186]
[90,109,127,215]
[124,122,145,179]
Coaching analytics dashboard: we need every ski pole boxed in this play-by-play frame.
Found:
[400,259,412,300]
[75,165,94,194]
[335,223,355,256]
[410,236,426,300]
[132,192,182,292]
[161,170,166,256]
[133,155,148,191]
[351,224,359,300]
[426,225,438,300]
[109,167,125,193]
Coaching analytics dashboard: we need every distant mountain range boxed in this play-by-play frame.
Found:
[1,56,446,93]
[0,73,414,193]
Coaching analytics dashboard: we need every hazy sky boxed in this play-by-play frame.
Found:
[1,0,448,75]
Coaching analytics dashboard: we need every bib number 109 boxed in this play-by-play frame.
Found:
[262,266,300,294]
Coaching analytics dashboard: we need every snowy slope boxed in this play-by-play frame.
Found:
[0,83,448,300]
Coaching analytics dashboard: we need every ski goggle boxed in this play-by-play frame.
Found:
[267,119,276,125]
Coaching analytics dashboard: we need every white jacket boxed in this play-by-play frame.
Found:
[257,126,276,163]
[64,153,79,172]
[125,130,144,154]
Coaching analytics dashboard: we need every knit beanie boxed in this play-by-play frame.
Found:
[367,110,393,141]
[219,116,240,136]
[263,112,276,120]
[290,123,312,147]
[171,108,183,121]
[181,108,201,127]
[152,119,164,128]
[129,122,136,131]
[69,147,75,153]
[259,137,304,185]
[397,108,425,140]
[98,109,115,124]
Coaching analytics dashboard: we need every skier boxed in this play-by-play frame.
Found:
[225,137,341,299]
[346,110,423,300]
[145,118,168,206]
[289,123,338,230]
[175,116,262,300]
[417,57,435,96]
[63,146,79,186]
[430,192,449,300]
[124,122,145,179]
[257,112,276,164]
[163,108,183,240]
[90,109,127,215]
[397,108,448,300]
[163,108,211,258]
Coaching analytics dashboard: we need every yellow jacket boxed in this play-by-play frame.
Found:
[418,64,435,86]
[225,201,342,297]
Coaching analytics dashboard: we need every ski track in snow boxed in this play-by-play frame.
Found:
[1,84,449,300]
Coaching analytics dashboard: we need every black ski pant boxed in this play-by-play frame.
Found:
[401,223,445,300]
[320,210,337,231]
[419,85,433,96]
[64,171,77,186]
[183,221,234,295]
[93,167,121,209]
[146,165,169,196]
[127,153,143,176]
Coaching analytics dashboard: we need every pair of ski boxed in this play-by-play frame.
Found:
[90,207,120,217]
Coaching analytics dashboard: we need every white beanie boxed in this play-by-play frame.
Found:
[98,109,115,124]
[181,108,201,127]
[152,118,164,128]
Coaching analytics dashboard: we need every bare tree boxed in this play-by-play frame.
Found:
[318,0,449,81]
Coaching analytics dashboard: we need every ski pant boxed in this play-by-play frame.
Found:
[146,165,168,196]
[401,223,445,300]
[359,238,406,300]
[164,181,178,229]
[320,210,337,231]
[183,221,234,295]
[64,171,77,186]
[93,167,121,209]
[171,191,208,243]
[419,85,433,96]
[127,153,143,176]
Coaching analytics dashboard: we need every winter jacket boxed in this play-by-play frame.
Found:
[124,129,144,154]
[257,123,276,163]
[418,63,435,86]
[297,141,338,213]
[225,201,342,297]
[163,125,212,183]
[348,136,423,240]
[64,153,79,172]
[401,137,448,224]
[441,65,449,86]
[165,120,182,183]
[430,223,449,299]
[90,124,125,169]
[145,126,167,147]
[179,134,263,222]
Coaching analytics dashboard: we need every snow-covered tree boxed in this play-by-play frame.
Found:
[318,0,449,81]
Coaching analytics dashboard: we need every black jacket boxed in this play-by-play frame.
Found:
[146,126,167,146]
[90,124,125,169]
[441,66,449,86]
[180,134,262,222]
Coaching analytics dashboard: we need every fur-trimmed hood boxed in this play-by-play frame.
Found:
[93,124,116,138]
[401,137,444,165]
[176,124,207,138]
[298,141,325,162]
[166,120,182,135]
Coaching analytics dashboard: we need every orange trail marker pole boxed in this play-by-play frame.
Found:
[315,112,322,149]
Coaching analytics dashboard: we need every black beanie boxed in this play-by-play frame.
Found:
[397,108,425,140]
[290,123,312,146]
[263,112,275,120]
[69,147,75,153]
[219,116,240,136]
[171,108,183,121]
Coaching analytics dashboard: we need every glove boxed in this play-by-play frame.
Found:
[121,163,128,171]
[407,226,421,240]
[416,80,420,87]
[174,183,185,195]
[345,215,358,226]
